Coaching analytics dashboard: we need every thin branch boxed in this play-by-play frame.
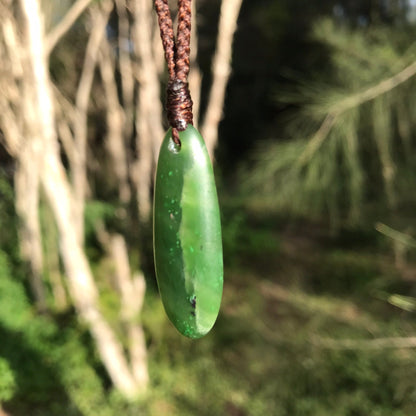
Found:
[201,0,243,159]
[98,40,131,202]
[259,281,378,332]
[115,0,135,134]
[53,84,77,169]
[297,60,416,166]
[376,222,416,248]
[0,102,23,156]
[2,17,24,78]
[334,60,416,113]
[45,0,95,55]
[95,226,148,387]
[72,2,112,242]
[296,113,338,167]
[313,336,416,350]
[132,0,164,221]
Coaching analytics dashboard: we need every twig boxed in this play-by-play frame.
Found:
[296,113,338,167]
[313,336,416,350]
[95,224,148,386]
[334,60,416,113]
[114,0,135,141]
[259,281,378,332]
[98,40,131,202]
[45,0,95,54]
[376,222,416,248]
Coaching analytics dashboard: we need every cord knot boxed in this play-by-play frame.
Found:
[166,79,193,132]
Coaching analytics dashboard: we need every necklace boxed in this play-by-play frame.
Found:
[153,0,223,338]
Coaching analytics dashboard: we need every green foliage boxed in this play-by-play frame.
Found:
[243,19,416,226]
[0,358,16,402]
[0,172,19,263]
[83,200,117,262]
[221,204,280,267]
[84,200,116,239]
[0,252,31,328]
[0,249,111,415]
[309,249,380,295]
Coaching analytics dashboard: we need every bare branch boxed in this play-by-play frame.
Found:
[99,40,131,202]
[376,223,416,248]
[42,203,69,310]
[0,103,23,156]
[2,17,24,78]
[72,1,112,241]
[52,84,78,169]
[296,113,338,167]
[334,60,416,114]
[115,0,135,136]
[45,0,95,55]
[96,226,149,387]
[201,0,243,159]
[132,0,164,221]
[259,281,378,332]
[313,336,416,350]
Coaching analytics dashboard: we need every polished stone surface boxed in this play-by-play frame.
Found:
[153,126,223,338]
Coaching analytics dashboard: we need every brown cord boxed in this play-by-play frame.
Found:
[155,0,193,145]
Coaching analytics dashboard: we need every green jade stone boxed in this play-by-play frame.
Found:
[153,125,223,338]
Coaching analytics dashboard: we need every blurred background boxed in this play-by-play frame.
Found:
[1,0,416,415]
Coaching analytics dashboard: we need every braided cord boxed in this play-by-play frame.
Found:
[154,0,193,144]
[176,0,191,82]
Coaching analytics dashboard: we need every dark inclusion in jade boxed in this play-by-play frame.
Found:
[153,125,223,339]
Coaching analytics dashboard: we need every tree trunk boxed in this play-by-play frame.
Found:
[20,0,145,397]
[1,0,47,309]
[15,142,46,310]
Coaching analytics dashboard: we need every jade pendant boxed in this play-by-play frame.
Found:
[153,125,223,338]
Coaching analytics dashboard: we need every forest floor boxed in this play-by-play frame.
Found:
[139,211,416,416]
[2,209,416,416]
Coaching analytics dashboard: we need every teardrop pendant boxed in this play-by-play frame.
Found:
[153,125,223,338]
